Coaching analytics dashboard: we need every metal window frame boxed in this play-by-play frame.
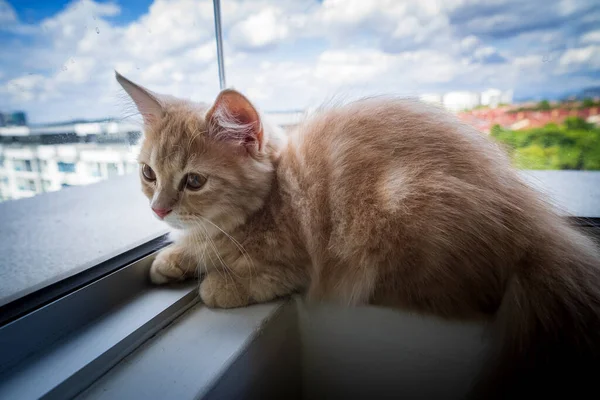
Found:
[0,234,170,327]
[213,0,226,90]
[0,249,200,399]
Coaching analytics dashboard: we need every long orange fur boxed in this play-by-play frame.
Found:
[116,72,600,399]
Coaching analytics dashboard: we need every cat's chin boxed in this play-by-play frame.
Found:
[165,221,186,230]
[167,229,186,242]
[161,214,188,230]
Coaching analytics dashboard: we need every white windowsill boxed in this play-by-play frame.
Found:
[78,301,294,400]
[0,283,197,399]
[0,248,289,399]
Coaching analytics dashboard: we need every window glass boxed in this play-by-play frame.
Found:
[0,0,209,307]
[0,0,598,308]
[17,178,36,192]
[217,0,600,172]
[57,162,76,173]
[107,162,120,178]
[89,162,102,177]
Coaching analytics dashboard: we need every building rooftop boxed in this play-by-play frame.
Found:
[0,111,302,139]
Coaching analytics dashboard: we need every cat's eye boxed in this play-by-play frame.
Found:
[141,164,156,181]
[185,173,207,191]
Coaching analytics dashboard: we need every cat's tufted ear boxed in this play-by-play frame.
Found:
[206,89,264,153]
[115,71,163,125]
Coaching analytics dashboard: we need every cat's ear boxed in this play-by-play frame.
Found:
[115,71,163,125]
[206,89,264,153]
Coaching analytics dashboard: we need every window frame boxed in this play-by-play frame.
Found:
[0,233,170,327]
[0,249,201,399]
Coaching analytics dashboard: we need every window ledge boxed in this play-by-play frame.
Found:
[519,170,600,218]
[0,247,291,400]
[0,278,197,399]
[77,301,296,400]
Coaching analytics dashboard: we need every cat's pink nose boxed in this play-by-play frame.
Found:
[152,207,172,219]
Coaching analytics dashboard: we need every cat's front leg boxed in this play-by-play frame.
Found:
[199,269,304,308]
[149,244,198,284]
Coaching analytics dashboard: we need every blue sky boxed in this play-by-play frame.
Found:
[7,0,151,24]
[1,0,599,123]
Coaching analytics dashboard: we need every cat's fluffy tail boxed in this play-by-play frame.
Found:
[472,222,600,399]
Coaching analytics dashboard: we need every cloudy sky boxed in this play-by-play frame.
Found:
[0,0,599,124]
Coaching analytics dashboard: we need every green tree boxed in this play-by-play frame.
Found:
[582,98,595,108]
[537,100,551,110]
[564,116,592,131]
[489,118,600,171]
[490,124,503,137]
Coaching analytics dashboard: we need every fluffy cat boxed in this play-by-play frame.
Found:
[116,71,600,399]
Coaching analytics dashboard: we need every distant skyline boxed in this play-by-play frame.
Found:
[1,0,599,123]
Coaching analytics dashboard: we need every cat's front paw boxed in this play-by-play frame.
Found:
[199,273,251,308]
[149,248,187,284]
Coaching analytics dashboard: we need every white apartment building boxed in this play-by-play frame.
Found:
[419,89,514,111]
[442,91,482,112]
[0,113,303,202]
[0,143,140,201]
[480,88,514,108]
[0,119,141,201]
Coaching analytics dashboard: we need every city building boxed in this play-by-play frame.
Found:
[419,89,514,112]
[0,119,142,202]
[480,89,514,108]
[442,91,482,112]
[0,111,27,127]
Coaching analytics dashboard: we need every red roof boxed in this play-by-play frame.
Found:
[456,107,599,133]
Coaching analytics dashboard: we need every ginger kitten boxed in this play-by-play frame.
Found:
[116,71,600,399]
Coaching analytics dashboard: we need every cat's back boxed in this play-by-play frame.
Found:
[283,97,513,187]
[278,97,540,314]
[278,97,538,277]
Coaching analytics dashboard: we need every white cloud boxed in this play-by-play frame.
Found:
[0,0,17,25]
[0,0,37,34]
[514,55,543,68]
[0,0,599,123]
[581,30,600,44]
[460,35,481,52]
[122,0,214,59]
[314,49,394,85]
[229,7,290,50]
[0,0,222,122]
[558,45,600,72]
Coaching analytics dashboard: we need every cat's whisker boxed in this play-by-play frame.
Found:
[191,227,209,280]
[200,232,226,281]
[196,224,246,301]
[200,223,243,280]
[211,205,258,279]
[193,223,228,283]
[198,216,256,278]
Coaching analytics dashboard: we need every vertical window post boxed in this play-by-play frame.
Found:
[212,0,226,90]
